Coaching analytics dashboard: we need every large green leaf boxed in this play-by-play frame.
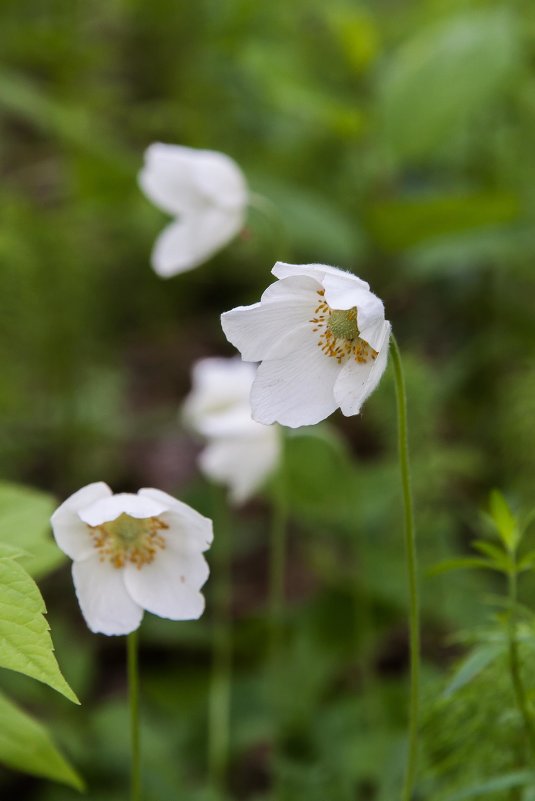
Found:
[0,481,64,578]
[378,9,519,162]
[0,554,78,703]
[0,690,83,790]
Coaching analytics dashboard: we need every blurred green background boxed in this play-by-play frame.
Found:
[1,0,535,798]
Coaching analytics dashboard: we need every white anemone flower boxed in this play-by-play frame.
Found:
[51,483,213,636]
[221,262,391,428]
[139,143,248,277]
[183,357,281,505]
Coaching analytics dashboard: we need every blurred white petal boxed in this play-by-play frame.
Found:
[72,556,143,636]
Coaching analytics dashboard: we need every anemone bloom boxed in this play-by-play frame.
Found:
[183,357,281,504]
[139,143,248,277]
[221,262,391,428]
[51,483,213,635]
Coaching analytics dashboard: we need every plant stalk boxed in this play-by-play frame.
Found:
[127,630,141,801]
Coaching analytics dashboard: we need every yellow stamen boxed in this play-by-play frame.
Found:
[310,290,378,365]
[88,513,168,570]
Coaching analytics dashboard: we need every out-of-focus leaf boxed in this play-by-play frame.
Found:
[378,9,520,161]
[429,558,499,576]
[442,770,535,800]
[488,490,519,552]
[368,192,518,252]
[0,482,63,578]
[0,690,83,790]
[0,557,78,702]
[442,644,502,699]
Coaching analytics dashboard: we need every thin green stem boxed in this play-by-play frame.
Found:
[269,434,287,659]
[390,335,420,801]
[127,630,141,801]
[507,569,535,761]
[208,485,233,792]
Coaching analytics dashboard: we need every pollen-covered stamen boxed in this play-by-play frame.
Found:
[88,513,168,570]
[310,290,378,365]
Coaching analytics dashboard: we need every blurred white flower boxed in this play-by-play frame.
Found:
[51,483,213,636]
[139,143,248,277]
[221,262,391,428]
[183,358,281,505]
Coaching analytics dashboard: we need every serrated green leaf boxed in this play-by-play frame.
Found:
[0,690,83,790]
[442,644,502,700]
[0,557,78,703]
[489,490,519,552]
[0,482,65,578]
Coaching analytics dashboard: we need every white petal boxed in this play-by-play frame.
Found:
[183,357,256,436]
[139,144,205,217]
[322,274,385,349]
[138,489,213,550]
[79,493,167,527]
[51,482,112,560]
[124,549,208,621]
[72,556,143,636]
[250,326,341,427]
[221,292,315,362]
[199,428,281,504]
[187,149,248,208]
[272,261,370,290]
[334,321,392,416]
[151,204,244,277]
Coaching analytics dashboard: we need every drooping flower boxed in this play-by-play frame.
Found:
[221,262,391,428]
[51,483,213,636]
[183,357,281,504]
[138,143,248,277]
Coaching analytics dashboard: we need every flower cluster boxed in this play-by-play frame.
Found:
[183,357,281,504]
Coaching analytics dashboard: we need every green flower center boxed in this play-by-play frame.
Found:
[88,513,168,569]
[327,308,360,341]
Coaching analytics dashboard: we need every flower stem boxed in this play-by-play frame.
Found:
[127,630,141,801]
[390,335,420,801]
[269,434,287,660]
[208,485,233,791]
[507,569,535,760]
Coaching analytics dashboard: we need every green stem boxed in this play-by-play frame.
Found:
[269,433,287,659]
[507,569,535,761]
[390,335,420,801]
[208,485,233,792]
[127,630,141,801]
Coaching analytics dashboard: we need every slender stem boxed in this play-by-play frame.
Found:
[269,433,287,659]
[127,630,141,801]
[507,569,535,760]
[390,335,420,801]
[208,485,233,791]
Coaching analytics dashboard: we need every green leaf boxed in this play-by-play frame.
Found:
[428,557,499,576]
[471,539,512,571]
[443,770,535,800]
[0,557,78,703]
[378,8,519,162]
[0,482,65,578]
[442,644,502,699]
[489,490,519,552]
[0,690,83,790]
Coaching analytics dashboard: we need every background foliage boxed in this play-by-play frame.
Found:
[0,0,534,798]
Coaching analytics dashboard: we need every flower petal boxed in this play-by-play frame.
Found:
[124,549,208,621]
[78,493,167,527]
[272,261,370,290]
[199,428,280,504]
[183,357,256,437]
[151,204,244,277]
[72,556,143,636]
[138,489,213,550]
[51,482,112,560]
[139,143,205,217]
[334,321,391,416]
[187,149,248,208]
[221,289,315,362]
[250,326,341,427]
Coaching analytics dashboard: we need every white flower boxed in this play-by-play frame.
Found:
[183,357,281,504]
[221,262,391,428]
[51,483,213,636]
[138,143,248,277]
